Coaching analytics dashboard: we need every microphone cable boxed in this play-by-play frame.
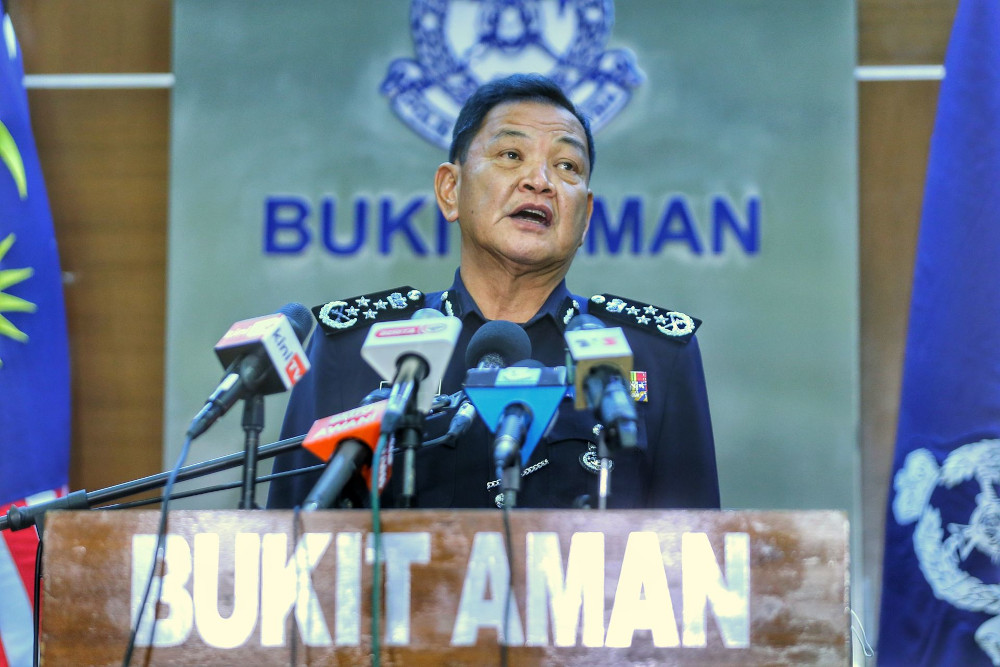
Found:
[121,434,194,667]
[368,430,391,667]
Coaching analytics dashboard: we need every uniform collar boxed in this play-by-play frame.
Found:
[438,268,582,332]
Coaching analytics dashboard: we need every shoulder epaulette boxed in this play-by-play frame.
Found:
[313,286,425,336]
[588,293,701,343]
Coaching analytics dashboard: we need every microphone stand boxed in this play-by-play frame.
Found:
[394,406,424,508]
[596,429,612,511]
[493,404,530,510]
[240,394,265,509]
[0,434,305,534]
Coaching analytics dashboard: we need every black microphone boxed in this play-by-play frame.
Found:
[564,314,638,449]
[432,321,532,444]
[187,302,313,439]
[490,359,543,471]
[465,320,532,369]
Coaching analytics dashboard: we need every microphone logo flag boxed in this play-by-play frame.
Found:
[464,367,567,467]
[303,400,390,493]
[214,312,310,393]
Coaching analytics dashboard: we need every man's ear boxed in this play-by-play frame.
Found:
[579,189,594,247]
[434,162,460,222]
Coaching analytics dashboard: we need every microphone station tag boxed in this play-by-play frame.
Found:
[214,313,310,394]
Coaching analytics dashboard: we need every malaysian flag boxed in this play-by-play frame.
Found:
[0,3,71,666]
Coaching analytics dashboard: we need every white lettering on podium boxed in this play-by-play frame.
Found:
[682,532,750,648]
[260,532,332,647]
[605,531,680,647]
[127,528,752,651]
[451,532,524,646]
[525,532,605,647]
[131,534,193,647]
[193,532,260,648]
[335,532,362,645]
[365,532,431,645]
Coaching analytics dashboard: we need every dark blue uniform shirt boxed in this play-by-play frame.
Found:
[267,270,720,510]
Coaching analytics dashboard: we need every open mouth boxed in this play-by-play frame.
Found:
[510,205,552,226]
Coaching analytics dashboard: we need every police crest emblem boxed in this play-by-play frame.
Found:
[892,439,1000,663]
[381,0,644,150]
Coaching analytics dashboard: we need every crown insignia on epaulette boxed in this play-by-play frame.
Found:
[589,293,701,342]
[313,287,424,335]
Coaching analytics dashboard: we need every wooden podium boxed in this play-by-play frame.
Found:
[40,509,849,665]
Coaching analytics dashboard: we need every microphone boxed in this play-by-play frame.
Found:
[428,321,533,445]
[301,399,390,510]
[564,314,638,449]
[465,360,565,508]
[464,360,567,468]
[187,302,313,439]
[465,320,532,369]
[361,309,462,434]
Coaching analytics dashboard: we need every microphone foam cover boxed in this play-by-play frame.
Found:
[279,302,314,342]
[465,320,532,369]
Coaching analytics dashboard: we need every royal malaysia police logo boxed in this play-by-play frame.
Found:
[380,0,644,150]
[892,439,1000,663]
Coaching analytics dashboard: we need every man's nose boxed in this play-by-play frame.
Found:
[519,160,553,194]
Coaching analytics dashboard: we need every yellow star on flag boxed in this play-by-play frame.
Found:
[0,233,36,366]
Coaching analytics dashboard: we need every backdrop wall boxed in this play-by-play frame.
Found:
[166,0,858,516]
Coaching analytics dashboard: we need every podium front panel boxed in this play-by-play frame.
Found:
[41,509,849,665]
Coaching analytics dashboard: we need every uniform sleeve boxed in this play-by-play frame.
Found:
[646,334,720,508]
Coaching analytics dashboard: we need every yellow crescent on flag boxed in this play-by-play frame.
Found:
[0,119,27,199]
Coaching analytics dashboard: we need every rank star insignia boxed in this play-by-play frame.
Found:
[313,286,426,336]
[589,293,701,344]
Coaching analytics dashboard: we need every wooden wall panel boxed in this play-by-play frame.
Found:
[859,0,956,65]
[858,78,940,645]
[26,88,169,491]
[7,0,170,73]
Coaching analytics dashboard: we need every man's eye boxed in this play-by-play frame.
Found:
[558,160,580,172]
[503,150,520,160]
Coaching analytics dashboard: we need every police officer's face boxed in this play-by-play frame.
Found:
[435,101,594,276]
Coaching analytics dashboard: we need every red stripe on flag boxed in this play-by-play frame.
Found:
[0,488,66,667]
[0,503,39,609]
[0,488,64,604]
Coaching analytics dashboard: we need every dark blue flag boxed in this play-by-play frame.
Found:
[0,2,70,505]
[878,1,1000,664]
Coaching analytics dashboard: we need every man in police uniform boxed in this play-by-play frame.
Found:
[267,74,719,510]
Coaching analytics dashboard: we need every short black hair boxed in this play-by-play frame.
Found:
[448,73,595,174]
